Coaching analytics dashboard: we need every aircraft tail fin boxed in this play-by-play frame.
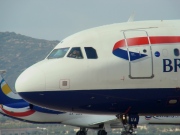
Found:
[0,74,23,105]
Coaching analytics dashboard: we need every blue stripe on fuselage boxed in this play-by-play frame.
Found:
[18,88,180,115]
[113,48,147,61]
[5,102,29,108]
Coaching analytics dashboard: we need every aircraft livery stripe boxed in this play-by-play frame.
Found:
[113,36,180,51]
[0,106,35,117]
[2,84,11,95]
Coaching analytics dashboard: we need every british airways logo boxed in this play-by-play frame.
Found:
[145,116,179,120]
[113,36,180,61]
[112,37,148,61]
[163,59,180,72]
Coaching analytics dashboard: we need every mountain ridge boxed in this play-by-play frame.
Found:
[0,32,59,91]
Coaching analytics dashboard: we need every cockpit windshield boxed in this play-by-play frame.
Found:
[47,48,69,59]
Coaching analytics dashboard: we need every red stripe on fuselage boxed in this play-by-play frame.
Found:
[113,36,180,51]
[0,106,35,117]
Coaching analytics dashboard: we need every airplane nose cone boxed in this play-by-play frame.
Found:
[15,66,45,93]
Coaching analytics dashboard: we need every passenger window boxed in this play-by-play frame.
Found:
[84,47,98,59]
[47,48,69,59]
[67,47,83,59]
[174,48,179,56]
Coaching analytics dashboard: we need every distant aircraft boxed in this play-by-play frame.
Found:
[15,20,180,134]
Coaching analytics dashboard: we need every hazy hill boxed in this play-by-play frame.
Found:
[0,32,59,91]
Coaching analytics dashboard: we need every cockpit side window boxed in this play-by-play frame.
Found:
[47,48,69,59]
[67,47,83,59]
[84,47,98,59]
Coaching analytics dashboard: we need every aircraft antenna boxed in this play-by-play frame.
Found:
[127,12,135,22]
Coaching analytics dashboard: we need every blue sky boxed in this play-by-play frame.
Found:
[0,0,180,40]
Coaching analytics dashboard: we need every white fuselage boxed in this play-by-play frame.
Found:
[16,20,180,115]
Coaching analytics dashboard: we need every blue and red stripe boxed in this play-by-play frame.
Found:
[112,36,180,61]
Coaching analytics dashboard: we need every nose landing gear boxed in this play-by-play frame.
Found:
[117,114,139,135]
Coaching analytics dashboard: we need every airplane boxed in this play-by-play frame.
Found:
[1,73,180,135]
[15,20,180,134]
